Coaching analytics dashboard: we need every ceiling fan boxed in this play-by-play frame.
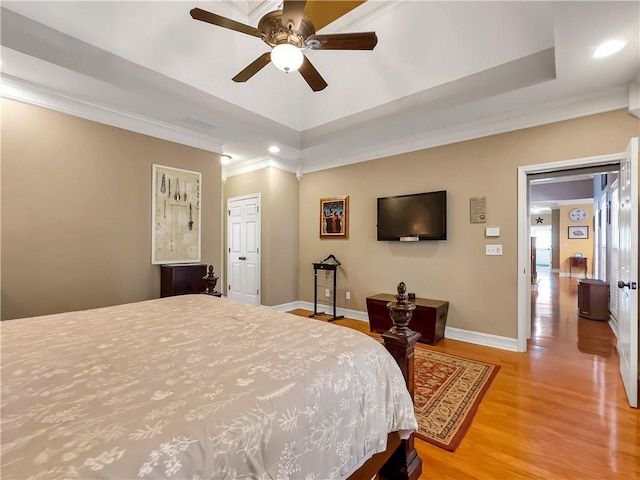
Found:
[190,1,377,91]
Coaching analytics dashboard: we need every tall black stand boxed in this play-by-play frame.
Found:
[309,254,344,321]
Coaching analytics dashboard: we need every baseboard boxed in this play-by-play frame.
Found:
[271,301,519,351]
[271,300,370,322]
[270,301,300,313]
[609,315,619,338]
[444,327,519,352]
[558,272,593,279]
[297,301,370,322]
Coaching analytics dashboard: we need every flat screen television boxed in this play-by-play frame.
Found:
[377,190,447,241]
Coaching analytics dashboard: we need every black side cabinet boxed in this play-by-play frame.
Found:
[160,264,207,297]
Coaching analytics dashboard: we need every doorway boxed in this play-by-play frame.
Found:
[517,139,638,408]
[531,225,552,270]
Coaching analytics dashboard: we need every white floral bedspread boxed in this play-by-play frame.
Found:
[1,295,417,479]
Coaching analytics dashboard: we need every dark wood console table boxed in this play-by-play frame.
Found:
[366,294,449,345]
[569,256,588,278]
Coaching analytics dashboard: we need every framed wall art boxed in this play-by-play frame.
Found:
[568,226,589,239]
[320,196,349,239]
[152,164,202,264]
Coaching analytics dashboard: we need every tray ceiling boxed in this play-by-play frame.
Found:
[1,1,638,174]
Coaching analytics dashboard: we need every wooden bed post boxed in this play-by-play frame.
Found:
[379,282,423,480]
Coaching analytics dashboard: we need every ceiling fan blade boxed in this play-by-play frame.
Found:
[281,0,307,31]
[304,1,366,30]
[298,55,328,92]
[190,7,263,39]
[306,32,378,50]
[232,52,272,83]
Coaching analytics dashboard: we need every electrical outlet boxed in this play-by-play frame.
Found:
[486,244,503,255]
[325,288,331,297]
[346,291,351,300]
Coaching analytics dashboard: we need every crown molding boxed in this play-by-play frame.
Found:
[629,80,640,119]
[223,0,398,33]
[248,0,280,23]
[3,73,629,181]
[223,154,299,178]
[554,198,594,206]
[301,85,629,174]
[222,0,275,20]
[319,0,400,33]
[0,75,225,154]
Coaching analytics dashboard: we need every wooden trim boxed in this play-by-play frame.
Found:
[347,432,401,480]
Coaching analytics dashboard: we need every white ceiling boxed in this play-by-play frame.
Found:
[1,1,639,176]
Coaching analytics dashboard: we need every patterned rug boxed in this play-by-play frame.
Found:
[413,347,500,451]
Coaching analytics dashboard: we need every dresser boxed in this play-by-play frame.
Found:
[366,294,449,345]
[160,263,207,297]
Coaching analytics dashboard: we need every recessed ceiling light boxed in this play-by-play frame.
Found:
[220,154,231,166]
[268,145,280,154]
[593,39,627,58]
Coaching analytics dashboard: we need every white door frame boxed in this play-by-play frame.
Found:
[517,151,626,352]
[597,193,608,281]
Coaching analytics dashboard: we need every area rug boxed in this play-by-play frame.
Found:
[413,347,500,451]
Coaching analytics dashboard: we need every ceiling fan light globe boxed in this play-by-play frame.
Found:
[271,44,304,72]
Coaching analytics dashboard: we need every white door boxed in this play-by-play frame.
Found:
[617,138,638,408]
[532,226,552,266]
[227,194,261,305]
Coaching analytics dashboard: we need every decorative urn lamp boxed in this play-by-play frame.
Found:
[386,281,416,335]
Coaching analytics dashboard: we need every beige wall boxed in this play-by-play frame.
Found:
[559,203,595,276]
[224,168,299,305]
[298,109,639,339]
[1,99,222,320]
[3,99,637,340]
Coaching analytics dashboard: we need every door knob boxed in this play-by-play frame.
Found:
[618,280,630,289]
[239,256,246,261]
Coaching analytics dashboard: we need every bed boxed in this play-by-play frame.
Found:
[1,294,420,479]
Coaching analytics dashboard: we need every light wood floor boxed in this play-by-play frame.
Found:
[291,269,640,479]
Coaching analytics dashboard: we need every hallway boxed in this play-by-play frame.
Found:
[531,268,618,358]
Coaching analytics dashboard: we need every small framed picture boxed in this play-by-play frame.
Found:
[320,196,349,239]
[568,226,589,239]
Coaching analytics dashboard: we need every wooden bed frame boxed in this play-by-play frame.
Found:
[347,284,423,480]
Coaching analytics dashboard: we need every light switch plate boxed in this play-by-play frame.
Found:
[486,245,503,255]
[485,227,500,237]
